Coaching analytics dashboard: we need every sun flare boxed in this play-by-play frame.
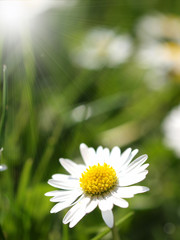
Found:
[0,0,61,34]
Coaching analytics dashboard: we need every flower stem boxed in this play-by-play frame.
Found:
[112,225,120,240]
[91,212,134,240]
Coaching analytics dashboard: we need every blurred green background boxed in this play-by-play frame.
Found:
[0,0,180,239]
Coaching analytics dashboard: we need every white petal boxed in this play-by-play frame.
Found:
[112,186,149,198]
[96,146,104,164]
[85,197,98,213]
[80,143,96,166]
[124,167,149,179]
[50,192,83,213]
[119,171,148,186]
[111,189,134,198]
[103,148,110,163]
[98,196,113,211]
[63,203,80,224]
[138,163,149,171]
[110,146,121,158]
[115,148,132,172]
[120,148,132,163]
[48,179,80,190]
[128,186,149,193]
[125,155,148,173]
[52,174,77,180]
[124,163,149,175]
[109,146,121,167]
[96,147,110,165]
[63,196,90,224]
[50,201,71,213]
[45,190,63,197]
[112,191,134,199]
[112,196,129,208]
[101,210,114,228]
[121,149,139,170]
[69,209,86,228]
[50,190,82,202]
[59,158,85,177]
[127,169,148,178]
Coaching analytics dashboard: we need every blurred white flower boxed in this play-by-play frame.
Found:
[137,42,180,79]
[71,28,132,69]
[71,104,92,122]
[136,13,180,86]
[163,105,180,157]
[136,13,180,42]
[45,143,149,228]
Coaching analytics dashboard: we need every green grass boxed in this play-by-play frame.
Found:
[0,1,180,239]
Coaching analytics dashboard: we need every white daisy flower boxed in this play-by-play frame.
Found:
[136,41,180,87]
[136,13,180,42]
[162,104,180,158]
[71,28,132,70]
[135,13,180,86]
[45,144,149,228]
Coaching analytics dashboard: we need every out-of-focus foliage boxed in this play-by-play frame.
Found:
[0,0,180,239]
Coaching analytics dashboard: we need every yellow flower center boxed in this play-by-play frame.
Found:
[79,163,118,196]
[164,42,180,61]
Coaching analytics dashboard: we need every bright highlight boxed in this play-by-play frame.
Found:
[0,2,24,29]
[80,163,118,195]
[0,0,54,33]
[0,1,29,32]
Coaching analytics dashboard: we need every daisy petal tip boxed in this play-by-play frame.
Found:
[108,223,113,229]
[80,143,87,150]
[144,187,150,192]
[119,200,129,208]
[50,209,55,214]
[49,204,59,213]
[80,143,89,159]
[134,149,139,154]
[69,222,75,228]
[124,202,129,208]
[112,146,120,151]
[127,147,132,153]
[101,210,114,229]
[145,163,150,168]
[47,179,52,185]
[59,158,65,164]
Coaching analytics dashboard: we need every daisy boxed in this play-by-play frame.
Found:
[71,28,132,70]
[45,144,149,228]
[136,13,180,42]
[136,41,180,88]
[162,104,180,158]
[135,13,180,83]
